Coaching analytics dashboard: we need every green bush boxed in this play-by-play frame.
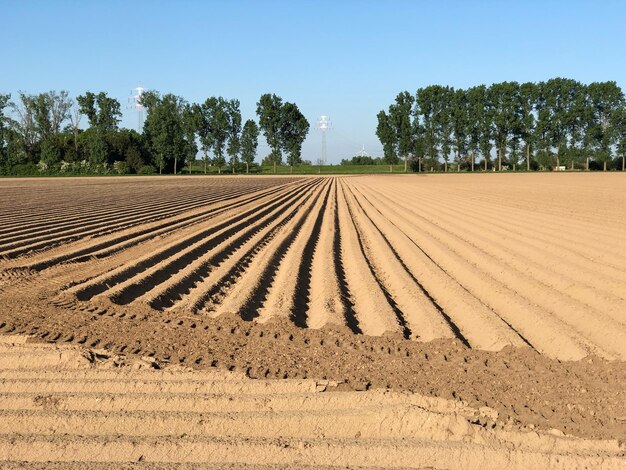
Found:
[9,163,39,176]
[113,161,129,175]
[138,165,156,175]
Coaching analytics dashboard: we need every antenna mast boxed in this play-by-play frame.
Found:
[128,82,145,132]
[316,115,331,165]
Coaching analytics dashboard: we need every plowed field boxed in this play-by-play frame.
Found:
[0,336,622,469]
[2,174,625,360]
[0,174,625,465]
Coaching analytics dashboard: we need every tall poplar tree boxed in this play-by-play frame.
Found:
[517,82,537,170]
[466,85,489,171]
[489,81,520,171]
[587,81,624,171]
[415,86,438,169]
[376,110,397,172]
[141,91,187,174]
[0,94,10,172]
[451,88,469,171]
[226,99,242,173]
[77,91,121,166]
[432,86,454,171]
[195,98,215,174]
[208,97,230,174]
[388,91,414,172]
[256,93,284,171]
[240,119,259,173]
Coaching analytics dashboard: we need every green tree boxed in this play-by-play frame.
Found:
[376,110,397,172]
[142,91,188,174]
[534,82,554,169]
[240,120,259,174]
[280,102,310,172]
[451,88,469,171]
[517,82,537,171]
[226,99,242,173]
[466,85,489,171]
[614,106,626,171]
[388,91,414,172]
[77,91,121,165]
[194,99,215,174]
[415,86,438,169]
[182,104,198,174]
[543,78,574,169]
[0,94,10,172]
[9,91,72,164]
[561,80,587,170]
[256,93,284,172]
[77,92,121,131]
[39,135,63,167]
[107,128,145,172]
[432,86,454,171]
[587,81,624,171]
[410,116,425,172]
[489,81,520,171]
[208,97,230,174]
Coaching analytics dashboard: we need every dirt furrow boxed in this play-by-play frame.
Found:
[390,186,626,319]
[14,180,302,272]
[375,182,626,295]
[358,186,599,360]
[102,180,321,306]
[1,436,620,469]
[63,180,318,303]
[138,180,325,310]
[343,182,529,351]
[210,180,330,320]
[173,181,324,313]
[0,180,287,237]
[0,389,448,413]
[0,187,237,245]
[0,379,317,395]
[365,184,626,358]
[306,179,348,330]
[342,182,455,342]
[256,182,331,326]
[0,188,266,258]
[334,180,401,337]
[379,180,626,274]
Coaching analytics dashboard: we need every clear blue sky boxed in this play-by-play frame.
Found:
[3,0,626,163]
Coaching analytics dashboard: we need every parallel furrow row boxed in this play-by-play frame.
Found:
[0,181,298,259]
[63,179,321,304]
[17,179,304,272]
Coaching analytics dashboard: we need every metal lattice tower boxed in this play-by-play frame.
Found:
[128,82,145,132]
[316,115,331,165]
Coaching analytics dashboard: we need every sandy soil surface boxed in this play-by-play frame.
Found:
[0,174,625,466]
[0,335,622,469]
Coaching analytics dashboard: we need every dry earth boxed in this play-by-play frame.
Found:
[0,174,625,467]
[0,335,622,469]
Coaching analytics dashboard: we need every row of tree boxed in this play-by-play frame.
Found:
[0,90,310,175]
[377,78,626,172]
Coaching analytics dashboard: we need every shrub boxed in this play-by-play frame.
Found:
[113,161,129,175]
[138,165,156,175]
[9,164,39,176]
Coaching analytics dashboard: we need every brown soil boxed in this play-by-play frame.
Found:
[0,336,622,469]
[0,174,625,466]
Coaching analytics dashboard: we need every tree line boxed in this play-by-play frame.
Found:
[377,78,626,172]
[0,90,309,175]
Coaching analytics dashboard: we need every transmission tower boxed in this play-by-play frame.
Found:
[128,82,145,132]
[316,115,331,165]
